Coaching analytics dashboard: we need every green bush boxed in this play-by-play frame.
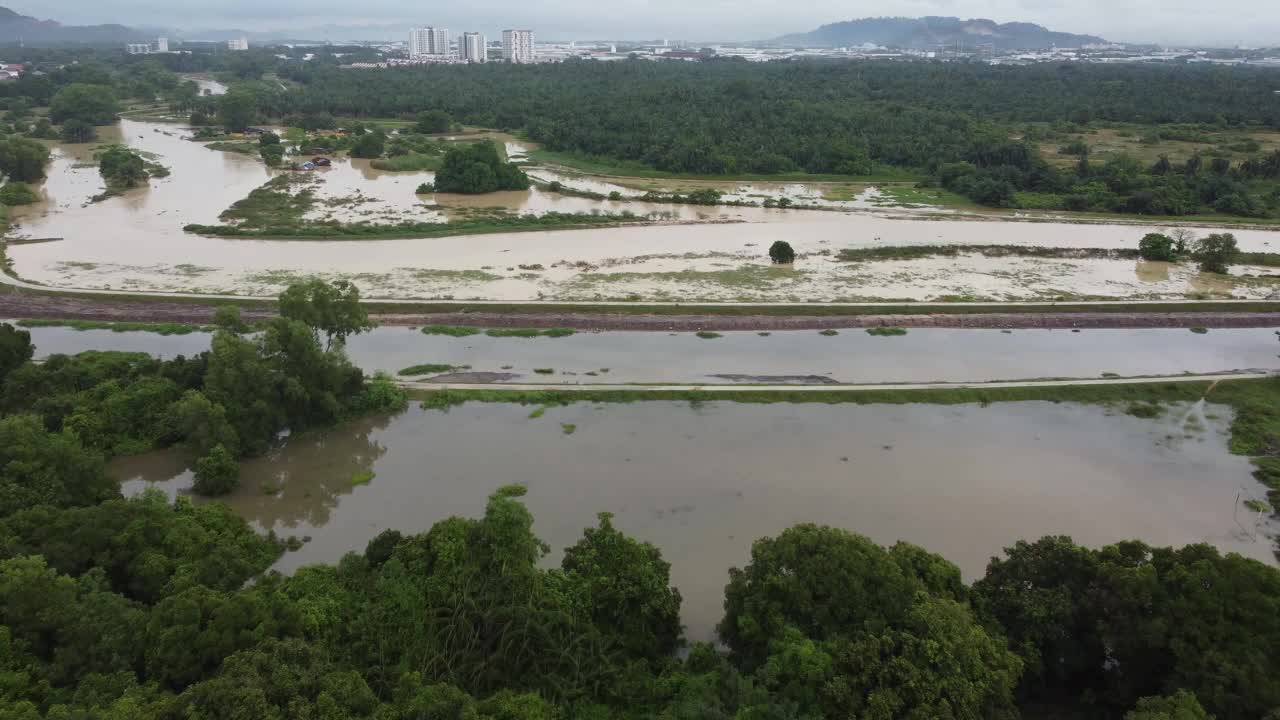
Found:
[260,144,285,167]
[49,84,119,126]
[192,444,240,496]
[59,118,97,143]
[768,241,796,264]
[1138,233,1176,262]
[0,182,38,206]
[349,132,386,159]
[1192,232,1239,274]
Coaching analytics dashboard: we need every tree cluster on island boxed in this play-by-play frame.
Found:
[1137,230,1239,273]
[433,140,530,194]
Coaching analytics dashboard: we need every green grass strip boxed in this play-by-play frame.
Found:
[15,319,212,335]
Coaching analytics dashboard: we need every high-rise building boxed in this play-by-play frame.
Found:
[156,37,169,52]
[227,37,249,51]
[502,29,535,63]
[461,32,487,63]
[410,27,450,58]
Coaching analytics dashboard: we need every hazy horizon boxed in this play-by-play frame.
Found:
[8,0,1280,48]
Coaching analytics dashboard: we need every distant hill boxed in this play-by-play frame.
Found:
[775,16,1107,50]
[0,6,148,45]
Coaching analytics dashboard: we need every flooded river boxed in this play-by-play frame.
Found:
[18,325,1280,384]
[113,399,1278,640]
[6,120,1280,301]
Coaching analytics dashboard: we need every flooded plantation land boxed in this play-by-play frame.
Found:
[17,324,1280,385]
[5,119,1280,302]
[112,399,1279,640]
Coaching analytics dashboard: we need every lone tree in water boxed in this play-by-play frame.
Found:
[769,241,796,264]
[1192,232,1238,274]
[1137,233,1176,262]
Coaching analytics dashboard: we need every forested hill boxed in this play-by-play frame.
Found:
[775,16,1106,49]
[0,6,146,44]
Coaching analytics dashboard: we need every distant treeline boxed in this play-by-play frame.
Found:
[266,60,1280,217]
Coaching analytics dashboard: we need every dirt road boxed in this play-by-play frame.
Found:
[3,293,1280,331]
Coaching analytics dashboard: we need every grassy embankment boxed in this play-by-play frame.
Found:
[414,376,1280,509]
[15,318,212,335]
[370,154,442,172]
[182,175,650,240]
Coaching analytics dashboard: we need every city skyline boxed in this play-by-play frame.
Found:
[15,0,1280,47]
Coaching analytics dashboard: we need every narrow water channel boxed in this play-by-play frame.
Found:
[113,400,1277,641]
[18,325,1280,385]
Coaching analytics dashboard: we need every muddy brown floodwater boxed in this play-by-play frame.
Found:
[113,400,1277,641]
[16,325,1280,384]
[8,119,1280,301]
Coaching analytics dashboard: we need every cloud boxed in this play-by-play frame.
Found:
[16,0,1280,45]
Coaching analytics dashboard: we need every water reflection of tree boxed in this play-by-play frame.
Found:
[236,412,395,530]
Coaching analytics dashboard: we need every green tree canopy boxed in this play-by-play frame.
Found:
[0,137,51,182]
[0,323,33,383]
[217,88,258,133]
[192,444,239,496]
[0,415,115,518]
[277,278,374,349]
[59,117,98,143]
[97,145,150,189]
[561,511,684,662]
[1138,232,1177,261]
[1192,233,1239,274]
[434,140,529,194]
[414,110,452,134]
[49,83,120,126]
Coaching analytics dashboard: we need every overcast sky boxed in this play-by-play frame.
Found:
[20,0,1280,47]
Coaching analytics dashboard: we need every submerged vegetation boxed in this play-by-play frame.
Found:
[397,363,467,376]
[0,279,403,489]
[93,145,169,202]
[184,172,647,239]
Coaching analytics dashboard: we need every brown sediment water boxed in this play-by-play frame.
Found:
[112,400,1278,642]
[8,120,1280,301]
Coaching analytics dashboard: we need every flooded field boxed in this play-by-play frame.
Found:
[113,400,1279,640]
[19,325,1280,384]
[6,119,1280,301]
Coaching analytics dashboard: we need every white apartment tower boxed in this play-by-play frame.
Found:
[410,27,450,58]
[502,29,534,63]
[227,37,249,51]
[461,32,487,63]
[156,37,169,53]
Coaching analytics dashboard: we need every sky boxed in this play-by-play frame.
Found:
[18,0,1280,47]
